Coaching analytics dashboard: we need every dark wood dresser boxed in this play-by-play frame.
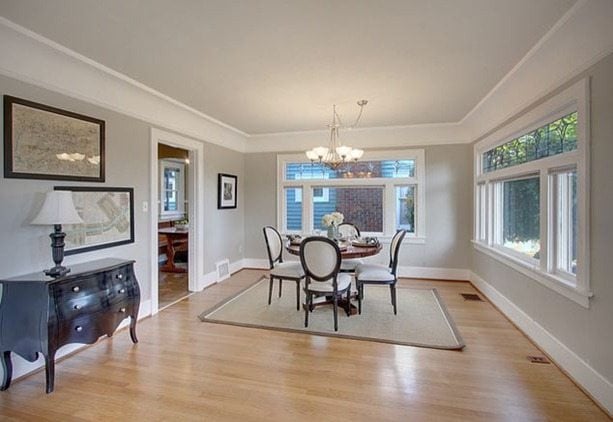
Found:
[0,258,140,393]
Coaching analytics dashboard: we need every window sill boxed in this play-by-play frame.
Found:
[472,241,591,308]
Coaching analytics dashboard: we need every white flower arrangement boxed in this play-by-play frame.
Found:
[322,211,344,227]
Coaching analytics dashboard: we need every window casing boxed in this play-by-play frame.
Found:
[278,149,426,241]
[473,79,590,307]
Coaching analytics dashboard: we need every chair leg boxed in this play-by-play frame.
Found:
[357,283,363,315]
[391,284,397,315]
[304,292,311,327]
[345,288,351,316]
[268,277,273,305]
[333,295,339,331]
[278,279,282,297]
[295,281,300,311]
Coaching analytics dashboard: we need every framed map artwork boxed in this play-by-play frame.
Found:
[54,186,134,255]
[4,95,105,182]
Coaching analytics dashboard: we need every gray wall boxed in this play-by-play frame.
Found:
[244,144,473,271]
[0,74,152,298]
[471,53,613,382]
[0,73,245,300]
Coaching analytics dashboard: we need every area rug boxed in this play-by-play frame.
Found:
[199,277,464,350]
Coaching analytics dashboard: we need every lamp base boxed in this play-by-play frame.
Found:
[45,265,70,278]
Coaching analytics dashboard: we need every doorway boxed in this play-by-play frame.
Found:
[150,128,204,315]
[158,144,190,308]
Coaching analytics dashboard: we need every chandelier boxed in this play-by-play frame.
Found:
[305,100,368,170]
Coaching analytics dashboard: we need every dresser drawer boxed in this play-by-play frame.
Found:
[57,303,133,346]
[52,275,107,300]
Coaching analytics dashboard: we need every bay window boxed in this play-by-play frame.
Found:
[473,79,590,307]
[278,150,425,241]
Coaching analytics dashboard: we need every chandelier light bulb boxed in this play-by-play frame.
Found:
[313,146,329,158]
[350,149,364,160]
[336,145,352,159]
[306,150,319,161]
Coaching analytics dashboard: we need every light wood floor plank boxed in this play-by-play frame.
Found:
[0,269,608,421]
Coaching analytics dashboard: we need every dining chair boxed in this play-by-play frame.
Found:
[300,237,352,331]
[263,226,305,310]
[337,222,364,273]
[355,229,407,315]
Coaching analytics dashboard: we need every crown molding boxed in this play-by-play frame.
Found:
[1,0,612,154]
[0,17,248,153]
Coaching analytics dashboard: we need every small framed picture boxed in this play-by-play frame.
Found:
[54,186,134,255]
[4,95,105,182]
[217,173,237,209]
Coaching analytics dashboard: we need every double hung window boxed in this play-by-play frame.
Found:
[278,150,425,240]
[473,80,590,306]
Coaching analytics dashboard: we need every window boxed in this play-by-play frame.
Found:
[278,150,425,240]
[473,79,590,307]
[159,159,185,219]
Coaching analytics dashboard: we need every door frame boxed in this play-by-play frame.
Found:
[150,128,205,315]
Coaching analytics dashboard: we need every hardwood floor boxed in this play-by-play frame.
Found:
[158,268,190,309]
[0,269,608,421]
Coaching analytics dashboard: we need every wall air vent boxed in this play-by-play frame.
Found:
[216,259,230,282]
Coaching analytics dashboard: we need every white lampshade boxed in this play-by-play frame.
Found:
[335,145,352,158]
[306,150,319,161]
[31,191,83,225]
[313,146,329,158]
[350,149,364,160]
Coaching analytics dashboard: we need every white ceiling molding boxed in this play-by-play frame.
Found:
[461,0,613,141]
[245,122,470,153]
[1,0,612,154]
[0,17,248,153]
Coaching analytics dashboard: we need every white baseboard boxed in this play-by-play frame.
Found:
[5,299,152,387]
[398,266,469,281]
[469,272,612,415]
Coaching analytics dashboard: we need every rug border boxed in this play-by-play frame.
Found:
[199,276,466,351]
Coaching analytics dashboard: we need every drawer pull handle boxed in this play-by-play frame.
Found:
[118,288,126,294]
[72,286,80,293]
[74,304,81,310]
[75,326,83,333]
[119,307,126,313]
[116,273,123,280]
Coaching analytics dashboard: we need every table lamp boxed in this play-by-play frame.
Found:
[31,191,83,277]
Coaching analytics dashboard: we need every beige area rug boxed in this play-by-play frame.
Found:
[199,277,465,350]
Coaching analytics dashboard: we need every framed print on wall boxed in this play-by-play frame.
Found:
[4,95,105,182]
[217,173,238,209]
[54,186,134,255]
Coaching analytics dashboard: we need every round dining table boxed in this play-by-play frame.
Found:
[285,240,382,259]
[285,238,382,315]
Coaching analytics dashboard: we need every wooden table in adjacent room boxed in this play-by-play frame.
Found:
[285,240,382,315]
[159,227,188,273]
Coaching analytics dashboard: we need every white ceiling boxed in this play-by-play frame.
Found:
[0,0,576,135]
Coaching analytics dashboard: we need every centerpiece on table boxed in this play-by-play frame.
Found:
[322,212,344,239]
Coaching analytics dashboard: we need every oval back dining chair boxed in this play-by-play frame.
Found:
[299,237,352,331]
[337,222,364,273]
[263,226,305,310]
[355,229,407,315]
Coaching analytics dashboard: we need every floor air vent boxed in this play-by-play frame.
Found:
[527,355,550,364]
[460,293,483,301]
[216,259,230,282]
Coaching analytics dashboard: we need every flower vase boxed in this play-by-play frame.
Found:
[327,225,336,239]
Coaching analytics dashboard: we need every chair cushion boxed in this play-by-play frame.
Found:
[306,273,352,293]
[270,262,304,279]
[355,264,395,282]
[340,258,364,272]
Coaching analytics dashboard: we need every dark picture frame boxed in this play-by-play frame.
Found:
[4,95,105,182]
[54,186,134,255]
[217,173,238,209]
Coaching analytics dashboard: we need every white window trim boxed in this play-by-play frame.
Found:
[159,158,186,220]
[277,149,426,243]
[473,78,591,308]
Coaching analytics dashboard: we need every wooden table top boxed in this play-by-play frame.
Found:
[285,240,382,259]
[158,227,189,236]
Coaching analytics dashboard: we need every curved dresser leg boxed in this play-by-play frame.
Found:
[43,352,55,394]
[129,315,139,344]
[0,351,13,391]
